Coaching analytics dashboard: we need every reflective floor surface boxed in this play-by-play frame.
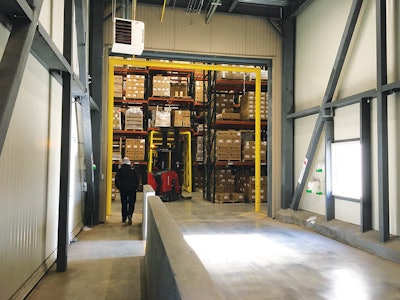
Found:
[27,192,400,300]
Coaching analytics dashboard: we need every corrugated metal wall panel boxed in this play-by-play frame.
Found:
[244,17,280,57]
[135,4,280,58]
[173,12,211,54]
[137,6,176,51]
[209,14,246,55]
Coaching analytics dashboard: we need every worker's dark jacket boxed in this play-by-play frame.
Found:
[115,164,139,192]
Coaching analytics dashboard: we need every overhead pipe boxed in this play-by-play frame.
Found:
[205,0,221,24]
[161,0,166,22]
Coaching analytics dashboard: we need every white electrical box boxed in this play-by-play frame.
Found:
[112,18,144,55]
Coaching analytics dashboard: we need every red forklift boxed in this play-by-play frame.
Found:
[147,129,182,201]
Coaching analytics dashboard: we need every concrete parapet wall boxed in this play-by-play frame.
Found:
[142,185,155,240]
[145,196,225,300]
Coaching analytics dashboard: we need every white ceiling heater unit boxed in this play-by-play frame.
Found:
[112,18,144,55]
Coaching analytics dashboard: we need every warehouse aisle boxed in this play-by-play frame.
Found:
[27,195,146,300]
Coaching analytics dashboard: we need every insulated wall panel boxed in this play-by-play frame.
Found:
[294,115,325,215]
[295,0,352,111]
[334,104,360,141]
[0,55,51,299]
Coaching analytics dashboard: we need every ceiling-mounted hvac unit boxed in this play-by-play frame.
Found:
[112,18,144,55]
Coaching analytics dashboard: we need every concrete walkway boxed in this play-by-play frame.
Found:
[27,196,146,300]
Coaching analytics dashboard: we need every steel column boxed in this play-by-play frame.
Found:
[75,0,96,227]
[57,0,73,272]
[89,0,104,224]
[376,0,389,242]
[360,98,372,232]
[325,119,334,221]
[281,18,295,209]
[290,0,363,210]
[0,0,43,156]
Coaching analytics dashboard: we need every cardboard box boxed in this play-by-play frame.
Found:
[172,110,191,127]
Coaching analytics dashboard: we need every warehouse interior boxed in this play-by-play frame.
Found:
[0,0,400,299]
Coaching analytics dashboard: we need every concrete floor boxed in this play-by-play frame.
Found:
[27,192,400,299]
[27,197,146,300]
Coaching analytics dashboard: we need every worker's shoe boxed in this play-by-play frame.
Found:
[122,217,127,223]
[128,215,132,225]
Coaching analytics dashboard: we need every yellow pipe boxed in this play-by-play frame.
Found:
[106,59,115,216]
[160,0,166,22]
[148,130,155,172]
[255,69,261,213]
[181,131,192,193]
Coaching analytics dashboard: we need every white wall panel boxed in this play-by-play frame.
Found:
[296,0,400,234]
[51,0,64,52]
[0,55,50,299]
[295,0,352,111]
[39,0,51,32]
[336,0,376,99]
[45,77,62,256]
[335,200,360,225]
[294,115,326,215]
[334,104,360,140]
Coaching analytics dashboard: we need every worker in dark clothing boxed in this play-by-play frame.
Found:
[115,157,139,225]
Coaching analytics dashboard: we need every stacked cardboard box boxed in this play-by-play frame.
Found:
[152,107,171,127]
[244,176,268,203]
[195,81,205,103]
[195,136,204,161]
[193,167,203,192]
[113,107,122,130]
[125,74,145,99]
[112,138,122,161]
[216,192,245,203]
[125,107,143,130]
[152,76,170,97]
[216,130,241,161]
[172,110,191,127]
[242,140,267,163]
[214,169,236,193]
[114,75,123,98]
[216,108,241,120]
[216,94,235,114]
[240,91,268,120]
[112,172,118,200]
[216,66,246,80]
[125,138,145,161]
[170,77,188,97]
